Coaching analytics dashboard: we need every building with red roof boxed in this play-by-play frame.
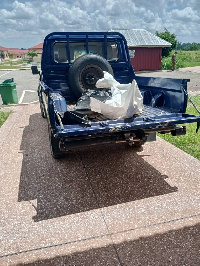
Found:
[0,46,9,61]
[7,48,29,59]
[29,42,43,51]
[0,45,29,61]
[0,46,8,51]
[29,42,43,62]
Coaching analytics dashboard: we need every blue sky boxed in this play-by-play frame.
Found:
[0,0,199,48]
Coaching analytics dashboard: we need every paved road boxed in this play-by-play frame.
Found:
[0,69,39,105]
[0,103,200,265]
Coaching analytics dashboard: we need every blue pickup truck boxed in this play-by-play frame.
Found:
[32,32,200,158]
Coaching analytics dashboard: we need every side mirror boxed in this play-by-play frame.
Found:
[31,65,40,75]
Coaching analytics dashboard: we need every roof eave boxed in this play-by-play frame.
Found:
[128,45,171,48]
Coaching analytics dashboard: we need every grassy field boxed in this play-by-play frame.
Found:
[161,50,200,70]
[158,96,200,160]
[0,59,31,70]
[0,111,12,128]
[177,50,200,67]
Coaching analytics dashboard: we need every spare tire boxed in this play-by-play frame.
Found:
[68,54,113,98]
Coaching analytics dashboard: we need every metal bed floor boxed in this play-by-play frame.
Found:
[141,105,173,117]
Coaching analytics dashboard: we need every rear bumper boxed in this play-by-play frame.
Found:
[58,124,189,151]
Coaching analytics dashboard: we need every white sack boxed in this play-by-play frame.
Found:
[90,72,143,120]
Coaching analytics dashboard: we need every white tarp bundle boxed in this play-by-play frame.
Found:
[90,72,143,120]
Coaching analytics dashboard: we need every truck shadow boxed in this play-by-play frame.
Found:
[16,223,200,265]
[18,113,178,222]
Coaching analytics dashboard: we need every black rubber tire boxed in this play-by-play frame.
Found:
[68,54,114,98]
[49,127,65,159]
[132,137,147,147]
[39,97,47,118]
[38,87,47,118]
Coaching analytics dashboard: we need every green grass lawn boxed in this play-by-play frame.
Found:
[161,50,200,70]
[158,96,200,160]
[177,50,200,67]
[0,65,30,70]
[0,59,31,70]
[0,111,12,127]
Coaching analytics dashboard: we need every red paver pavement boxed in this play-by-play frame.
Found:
[0,104,200,265]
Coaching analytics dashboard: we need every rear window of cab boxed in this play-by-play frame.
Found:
[53,41,119,63]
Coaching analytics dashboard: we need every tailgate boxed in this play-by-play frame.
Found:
[56,106,200,137]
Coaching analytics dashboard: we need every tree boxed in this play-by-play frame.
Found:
[177,42,200,51]
[156,28,178,57]
[8,52,14,59]
[28,49,38,62]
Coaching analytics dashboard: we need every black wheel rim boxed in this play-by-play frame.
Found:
[79,64,104,90]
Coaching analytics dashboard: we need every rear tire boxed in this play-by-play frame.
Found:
[68,54,113,98]
[49,128,65,159]
[40,99,47,118]
[38,87,47,118]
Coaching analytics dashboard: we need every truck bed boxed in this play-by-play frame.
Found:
[55,105,200,138]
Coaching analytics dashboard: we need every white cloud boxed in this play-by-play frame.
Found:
[0,0,200,48]
[171,6,199,22]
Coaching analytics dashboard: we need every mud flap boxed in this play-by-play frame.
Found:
[196,122,200,133]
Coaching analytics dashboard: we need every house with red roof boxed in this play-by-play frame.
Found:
[0,46,9,61]
[7,48,29,60]
[0,46,29,61]
[29,42,43,62]
[29,42,43,52]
